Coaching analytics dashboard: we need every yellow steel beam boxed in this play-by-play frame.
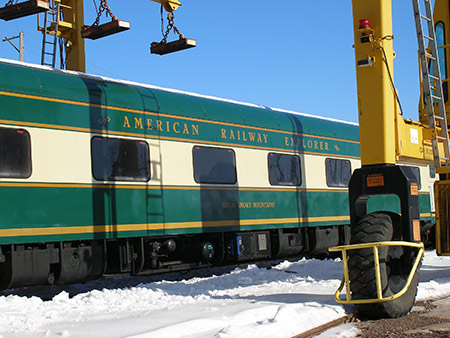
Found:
[352,1,397,166]
[396,117,434,164]
[62,0,85,72]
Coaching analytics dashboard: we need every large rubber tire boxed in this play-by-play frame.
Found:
[348,212,419,319]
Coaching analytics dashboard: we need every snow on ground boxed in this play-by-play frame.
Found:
[0,251,449,338]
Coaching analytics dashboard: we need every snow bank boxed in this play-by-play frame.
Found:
[0,251,448,338]
[417,250,450,301]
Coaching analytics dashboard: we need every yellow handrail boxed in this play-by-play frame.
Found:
[329,241,424,305]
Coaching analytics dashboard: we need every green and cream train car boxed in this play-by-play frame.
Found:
[0,59,435,289]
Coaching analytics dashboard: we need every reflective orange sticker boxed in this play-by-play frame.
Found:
[411,183,419,196]
[413,219,421,241]
[367,174,384,187]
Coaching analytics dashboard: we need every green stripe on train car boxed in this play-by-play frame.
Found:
[0,182,432,244]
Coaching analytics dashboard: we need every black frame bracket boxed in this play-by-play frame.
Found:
[349,165,421,243]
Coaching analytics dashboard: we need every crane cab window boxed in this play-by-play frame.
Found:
[268,153,301,186]
[410,166,422,190]
[325,158,351,187]
[429,165,436,179]
[0,127,31,178]
[193,146,237,184]
[91,136,150,182]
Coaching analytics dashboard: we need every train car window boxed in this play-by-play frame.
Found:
[91,137,150,182]
[0,128,31,178]
[325,158,351,187]
[429,165,436,179]
[268,153,301,186]
[193,146,236,184]
[410,166,422,190]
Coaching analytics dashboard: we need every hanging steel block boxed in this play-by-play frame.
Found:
[0,0,49,21]
[81,20,130,40]
[150,37,196,55]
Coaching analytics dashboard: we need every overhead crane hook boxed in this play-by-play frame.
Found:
[151,0,181,13]
[150,0,196,55]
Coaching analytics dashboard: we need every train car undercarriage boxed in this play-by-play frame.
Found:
[0,224,352,289]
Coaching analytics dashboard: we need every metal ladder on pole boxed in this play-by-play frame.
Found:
[413,0,450,169]
[41,0,61,68]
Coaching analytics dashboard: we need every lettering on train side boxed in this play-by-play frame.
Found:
[284,136,330,152]
[220,128,268,144]
[222,201,275,209]
[253,202,275,208]
[122,116,199,136]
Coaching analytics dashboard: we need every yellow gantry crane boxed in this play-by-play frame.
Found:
[329,0,450,319]
[0,0,194,71]
[0,0,87,71]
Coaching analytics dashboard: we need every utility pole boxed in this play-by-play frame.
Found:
[2,31,24,61]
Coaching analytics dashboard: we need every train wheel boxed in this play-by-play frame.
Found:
[348,212,419,319]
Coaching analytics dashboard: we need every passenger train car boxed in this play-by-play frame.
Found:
[0,59,436,289]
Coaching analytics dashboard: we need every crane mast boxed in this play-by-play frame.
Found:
[61,0,85,72]
[352,1,397,166]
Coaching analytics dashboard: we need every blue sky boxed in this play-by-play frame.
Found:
[0,1,421,123]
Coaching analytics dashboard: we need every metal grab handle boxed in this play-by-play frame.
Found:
[329,241,425,305]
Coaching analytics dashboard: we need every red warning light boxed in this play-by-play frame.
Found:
[359,19,371,29]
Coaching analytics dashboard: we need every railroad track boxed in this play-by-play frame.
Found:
[292,314,359,338]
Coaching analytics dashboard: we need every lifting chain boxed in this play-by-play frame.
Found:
[92,0,117,26]
[160,5,183,43]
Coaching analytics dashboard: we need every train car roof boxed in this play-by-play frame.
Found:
[0,58,357,127]
[0,58,360,159]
